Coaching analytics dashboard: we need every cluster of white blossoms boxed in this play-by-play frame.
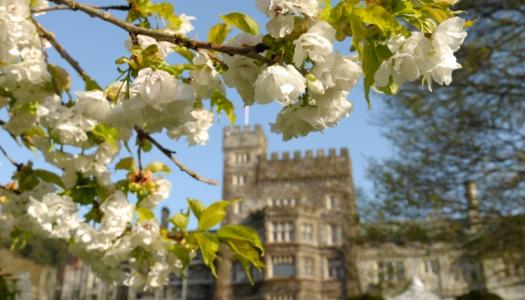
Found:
[374,17,468,91]
[0,0,469,291]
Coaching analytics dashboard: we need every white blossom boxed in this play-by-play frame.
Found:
[73,90,111,122]
[133,220,161,247]
[254,64,306,105]
[191,51,224,99]
[131,68,179,110]
[140,178,171,209]
[27,193,79,239]
[174,14,196,35]
[293,21,335,67]
[168,108,214,145]
[99,191,134,239]
[223,34,264,104]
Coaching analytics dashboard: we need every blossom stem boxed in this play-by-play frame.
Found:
[134,127,218,186]
[48,0,272,64]
[33,21,101,88]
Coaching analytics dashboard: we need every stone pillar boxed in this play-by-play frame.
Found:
[464,180,480,231]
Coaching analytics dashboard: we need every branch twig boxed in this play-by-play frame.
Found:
[32,20,100,86]
[135,127,218,186]
[0,144,22,170]
[32,4,131,14]
[49,0,272,64]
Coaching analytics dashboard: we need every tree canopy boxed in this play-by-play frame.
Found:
[367,0,525,253]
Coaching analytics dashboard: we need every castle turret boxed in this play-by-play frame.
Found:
[222,125,267,223]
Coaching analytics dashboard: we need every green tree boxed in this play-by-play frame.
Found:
[367,0,525,253]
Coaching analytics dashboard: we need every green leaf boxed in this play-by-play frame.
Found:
[198,200,233,230]
[33,169,64,188]
[90,124,118,148]
[83,75,102,91]
[68,175,97,205]
[208,23,232,44]
[171,213,189,231]
[145,161,171,173]
[115,157,136,171]
[211,90,236,124]
[173,46,194,62]
[191,232,220,276]
[137,207,155,222]
[361,39,392,109]
[356,5,408,37]
[217,224,264,254]
[188,198,205,220]
[169,244,191,267]
[48,64,71,92]
[225,239,265,284]
[14,163,38,192]
[220,12,259,35]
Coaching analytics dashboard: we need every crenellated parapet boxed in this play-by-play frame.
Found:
[223,125,267,151]
[259,147,352,181]
[266,147,349,161]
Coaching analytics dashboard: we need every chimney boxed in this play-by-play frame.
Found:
[464,181,480,231]
[161,207,170,229]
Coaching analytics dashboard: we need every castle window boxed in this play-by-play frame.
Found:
[270,295,295,300]
[301,223,314,242]
[232,201,242,214]
[270,198,297,207]
[326,195,337,210]
[232,174,247,186]
[326,224,341,246]
[232,262,246,283]
[303,257,315,277]
[272,256,295,278]
[271,222,295,242]
[422,259,440,275]
[327,258,343,279]
[378,261,405,282]
[234,152,250,163]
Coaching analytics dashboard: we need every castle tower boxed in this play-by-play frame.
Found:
[214,125,267,300]
[217,125,360,300]
[222,124,267,223]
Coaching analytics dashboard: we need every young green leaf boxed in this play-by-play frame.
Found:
[145,161,171,173]
[211,90,236,124]
[217,224,264,254]
[33,169,64,188]
[220,12,259,35]
[115,157,136,171]
[225,239,265,284]
[208,23,232,44]
[136,207,155,222]
[171,213,189,232]
[48,64,71,92]
[198,200,233,230]
[190,232,220,276]
[188,198,205,220]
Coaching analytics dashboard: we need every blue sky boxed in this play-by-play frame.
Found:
[0,0,392,216]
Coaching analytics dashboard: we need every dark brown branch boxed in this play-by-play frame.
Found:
[0,144,22,170]
[135,127,218,186]
[48,0,272,64]
[32,20,100,86]
[32,4,131,14]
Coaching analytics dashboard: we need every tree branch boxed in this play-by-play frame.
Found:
[32,20,100,87]
[0,144,22,170]
[32,4,131,14]
[48,0,272,64]
[134,127,218,186]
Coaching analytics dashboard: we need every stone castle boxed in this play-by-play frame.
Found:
[4,125,525,300]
